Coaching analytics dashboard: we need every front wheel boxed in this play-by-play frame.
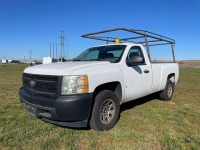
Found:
[90,90,120,131]
[159,80,174,101]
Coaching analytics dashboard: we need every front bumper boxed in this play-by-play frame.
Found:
[19,87,93,127]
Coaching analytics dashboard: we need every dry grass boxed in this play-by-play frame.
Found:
[178,60,200,68]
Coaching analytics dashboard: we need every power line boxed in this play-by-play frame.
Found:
[2,55,6,59]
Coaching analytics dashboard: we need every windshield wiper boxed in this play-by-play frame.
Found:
[73,59,81,61]
[89,58,105,61]
[73,58,105,62]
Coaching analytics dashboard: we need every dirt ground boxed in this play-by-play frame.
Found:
[178,60,200,68]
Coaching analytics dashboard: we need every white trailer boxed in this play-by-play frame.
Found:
[2,60,7,64]
[43,57,57,64]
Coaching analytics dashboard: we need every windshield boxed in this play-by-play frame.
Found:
[74,45,126,63]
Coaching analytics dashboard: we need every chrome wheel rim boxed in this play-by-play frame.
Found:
[167,84,173,98]
[100,99,115,124]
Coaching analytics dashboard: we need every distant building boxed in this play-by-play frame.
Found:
[1,59,21,64]
[20,60,30,64]
[43,57,57,64]
[2,59,7,64]
[11,60,20,63]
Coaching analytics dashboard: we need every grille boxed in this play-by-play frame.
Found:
[23,73,61,97]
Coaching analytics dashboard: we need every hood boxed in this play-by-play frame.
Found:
[24,61,111,76]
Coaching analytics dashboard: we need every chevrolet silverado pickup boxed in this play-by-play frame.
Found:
[19,28,179,131]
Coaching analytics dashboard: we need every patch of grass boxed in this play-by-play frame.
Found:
[159,129,182,150]
[0,64,200,149]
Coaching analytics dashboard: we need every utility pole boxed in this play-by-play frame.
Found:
[1,56,3,65]
[59,29,66,61]
[50,42,51,57]
[56,44,57,59]
[29,49,32,64]
[53,43,54,58]
[66,35,68,60]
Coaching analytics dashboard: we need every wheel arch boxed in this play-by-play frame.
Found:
[167,73,175,90]
[93,81,122,103]
[167,73,175,83]
[160,72,176,91]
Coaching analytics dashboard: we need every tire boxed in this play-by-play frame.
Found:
[90,90,120,131]
[159,80,174,101]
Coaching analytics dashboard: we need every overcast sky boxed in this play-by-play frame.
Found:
[0,0,200,60]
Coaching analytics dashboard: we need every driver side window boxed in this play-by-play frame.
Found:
[126,46,145,63]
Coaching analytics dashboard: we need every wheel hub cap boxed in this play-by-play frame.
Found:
[167,84,173,97]
[100,99,115,124]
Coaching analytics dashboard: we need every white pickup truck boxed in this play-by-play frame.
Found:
[19,28,179,131]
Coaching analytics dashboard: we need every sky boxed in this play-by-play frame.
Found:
[0,0,200,60]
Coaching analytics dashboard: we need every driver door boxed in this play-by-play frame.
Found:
[122,46,152,102]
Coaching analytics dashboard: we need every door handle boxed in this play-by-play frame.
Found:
[144,70,149,73]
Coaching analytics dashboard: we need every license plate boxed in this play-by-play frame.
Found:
[26,105,36,117]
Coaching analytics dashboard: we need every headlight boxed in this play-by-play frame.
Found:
[61,75,89,95]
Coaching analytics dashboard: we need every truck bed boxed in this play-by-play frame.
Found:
[150,63,179,94]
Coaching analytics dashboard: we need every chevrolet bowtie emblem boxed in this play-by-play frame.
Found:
[30,80,36,88]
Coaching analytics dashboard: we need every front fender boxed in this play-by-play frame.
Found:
[89,66,124,92]
[71,63,124,96]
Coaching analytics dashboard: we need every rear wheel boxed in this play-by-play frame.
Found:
[90,90,120,131]
[159,80,174,101]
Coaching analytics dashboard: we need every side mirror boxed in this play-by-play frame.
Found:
[126,56,144,66]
